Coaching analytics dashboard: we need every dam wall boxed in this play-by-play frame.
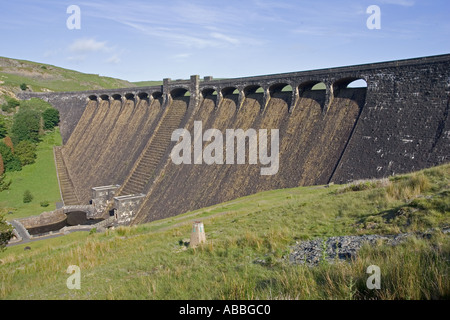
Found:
[17,54,450,224]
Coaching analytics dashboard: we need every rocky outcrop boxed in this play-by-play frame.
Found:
[289,228,449,266]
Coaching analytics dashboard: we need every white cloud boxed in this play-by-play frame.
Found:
[78,1,264,50]
[106,54,121,64]
[379,0,415,6]
[67,55,87,62]
[68,38,110,53]
[210,33,240,45]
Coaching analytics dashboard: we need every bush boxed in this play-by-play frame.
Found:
[0,174,11,192]
[11,108,41,143]
[40,200,49,207]
[15,140,37,166]
[20,83,27,91]
[42,108,60,130]
[23,190,33,203]
[1,97,20,113]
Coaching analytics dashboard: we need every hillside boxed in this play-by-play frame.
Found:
[0,56,135,99]
[0,163,448,300]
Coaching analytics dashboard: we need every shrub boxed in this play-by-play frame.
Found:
[0,214,13,252]
[23,190,33,203]
[40,200,49,207]
[42,108,60,130]
[20,83,27,91]
[387,173,431,201]
[0,174,11,192]
[1,97,20,113]
[15,140,37,166]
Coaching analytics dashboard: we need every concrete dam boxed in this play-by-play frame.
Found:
[18,54,450,226]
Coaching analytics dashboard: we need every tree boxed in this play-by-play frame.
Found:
[0,142,21,172]
[0,118,7,139]
[11,108,41,143]
[15,140,37,166]
[0,153,3,175]
[3,136,14,153]
[23,190,33,203]
[42,108,60,130]
[0,214,13,252]
[0,154,12,192]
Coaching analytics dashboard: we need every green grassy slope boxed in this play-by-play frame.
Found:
[0,129,62,220]
[0,56,135,95]
[0,163,448,300]
[132,81,163,87]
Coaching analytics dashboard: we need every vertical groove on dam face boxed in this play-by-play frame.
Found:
[63,99,98,158]
[119,98,188,196]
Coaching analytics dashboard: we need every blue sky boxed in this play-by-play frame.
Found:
[0,0,449,82]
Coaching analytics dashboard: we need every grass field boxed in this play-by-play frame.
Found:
[0,163,448,300]
[0,129,62,220]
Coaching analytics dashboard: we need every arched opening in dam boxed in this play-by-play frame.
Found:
[243,85,264,110]
[112,94,122,101]
[269,83,293,104]
[347,79,368,88]
[201,88,218,110]
[332,78,368,110]
[138,92,149,102]
[201,88,218,98]
[220,87,239,107]
[333,78,367,96]
[297,81,327,111]
[171,88,190,98]
[125,93,135,101]
[151,91,164,105]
